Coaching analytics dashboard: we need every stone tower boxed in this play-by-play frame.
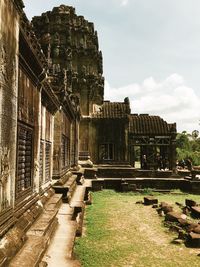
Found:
[32,5,104,116]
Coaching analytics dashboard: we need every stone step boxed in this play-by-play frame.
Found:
[45,193,62,211]
[53,175,77,202]
[70,185,86,208]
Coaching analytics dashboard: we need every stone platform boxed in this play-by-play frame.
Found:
[91,177,200,193]
[83,165,199,193]
[96,165,178,179]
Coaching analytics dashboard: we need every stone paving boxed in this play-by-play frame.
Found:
[42,203,79,266]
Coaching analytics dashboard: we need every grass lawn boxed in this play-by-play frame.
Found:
[74,190,200,267]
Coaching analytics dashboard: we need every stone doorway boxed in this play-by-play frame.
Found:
[131,145,141,168]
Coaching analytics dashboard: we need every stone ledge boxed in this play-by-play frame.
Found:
[28,210,58,237]
[9,235,49,267]
[0,192,62,267]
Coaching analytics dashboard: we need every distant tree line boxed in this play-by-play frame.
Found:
[176,130,200,166]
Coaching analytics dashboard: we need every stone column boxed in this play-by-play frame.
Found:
[169,140,176,172]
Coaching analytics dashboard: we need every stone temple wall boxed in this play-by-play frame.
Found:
[0,0,20,212]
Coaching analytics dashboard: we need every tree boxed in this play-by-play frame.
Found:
[192,130,199,140]
[176,130,200,166]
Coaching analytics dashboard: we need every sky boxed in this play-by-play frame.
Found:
[24,0,200,133]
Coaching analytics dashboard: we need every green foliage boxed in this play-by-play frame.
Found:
[141,188,154,195]
[176,131,200,165]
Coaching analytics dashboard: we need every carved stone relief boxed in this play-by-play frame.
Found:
[0,37,16,88]
[0,147,10,210]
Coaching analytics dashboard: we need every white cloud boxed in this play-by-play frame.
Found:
[104,74,200,133]
[120,0,129,6]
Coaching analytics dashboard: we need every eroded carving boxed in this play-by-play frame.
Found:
[0,38,16,87]
[0,148,10,210]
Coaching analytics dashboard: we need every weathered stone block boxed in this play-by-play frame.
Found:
[152,204,158,208]
[188,232,200,247]
[186,223,199,233]
[177,218,190,227]
[165,212,185,222]
[182,206,190,215]
[193,225,200,234]
[157,209,165,217]
[144,196,158,205]
[160,202,173,214]
[185,199,197,208]
[169,224,182,232]
[191,206,200,218]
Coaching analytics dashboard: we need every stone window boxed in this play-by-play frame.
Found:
[16,124,33,198]
[61,134,70,169]
[45,141,51,182]
[99,143,114,161]
[39,140,44,186]
[39,140,52,185]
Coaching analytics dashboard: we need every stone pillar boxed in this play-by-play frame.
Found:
[169,140,176,171]
[34,92,42,193]
[53,111,62,179]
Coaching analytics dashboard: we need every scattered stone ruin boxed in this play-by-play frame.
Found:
[139,196,200,248]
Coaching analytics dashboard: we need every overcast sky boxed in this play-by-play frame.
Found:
[24,0,200,133]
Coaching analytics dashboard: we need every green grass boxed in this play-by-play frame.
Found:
[74,190,200,267]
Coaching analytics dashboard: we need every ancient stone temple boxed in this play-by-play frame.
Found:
[32,5,177,168]
[0,1,178,265]
[32,6,104,162]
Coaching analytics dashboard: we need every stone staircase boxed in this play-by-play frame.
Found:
[7,170,92,267]
[41,177,92,266]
